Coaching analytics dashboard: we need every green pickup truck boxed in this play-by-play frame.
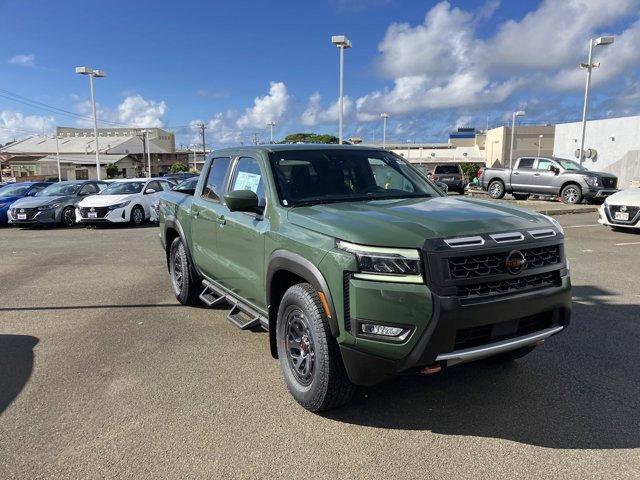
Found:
[158,145,571,411]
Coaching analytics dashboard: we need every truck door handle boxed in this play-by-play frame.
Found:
[193,210,199,219]
[513,172,519,175]
[534,173,540,176]
[217,216,226,226]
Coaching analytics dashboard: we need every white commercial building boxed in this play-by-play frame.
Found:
[554,115,640,188]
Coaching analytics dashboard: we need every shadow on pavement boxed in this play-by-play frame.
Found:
[325,285,640,449]
[0,335,39,415]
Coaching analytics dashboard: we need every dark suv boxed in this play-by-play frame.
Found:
[158,145,571,411]
[432,164,466,194]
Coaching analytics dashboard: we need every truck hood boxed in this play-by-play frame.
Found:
[288,196,551,248]
[78,194,136,207]
[10,195,72,208]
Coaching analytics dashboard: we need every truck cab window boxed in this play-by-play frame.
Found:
[517,158,534,169]
[537,159,555,171]
[230,157,266,207]
[202,157,231,202]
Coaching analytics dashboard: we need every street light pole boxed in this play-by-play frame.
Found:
[143,130,152,178]
[380,113,388,148]
[578,35,614,165]
[331,35,352,145]
[509,110,525,169]
[537,134,543,158]
[267,121,276,143]
[55,132,61,181]
[75,66,106,180]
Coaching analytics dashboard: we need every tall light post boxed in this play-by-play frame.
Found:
[142,130,152,178]
[578,35,614,165]
[380,113,389,148]
[191,144,198,171]
[75,66,106,180]
[54,132,61,181]
[537,134,543,158]
[266,121,276,143]
[509,110,525,169]
[331,35,351,145]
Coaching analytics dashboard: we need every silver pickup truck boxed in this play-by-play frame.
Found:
[480,157,618,204]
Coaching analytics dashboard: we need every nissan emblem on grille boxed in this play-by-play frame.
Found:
[90,207,95,212]
[20,208,25,213]
[505,250,526,275]
[621,205,627,212]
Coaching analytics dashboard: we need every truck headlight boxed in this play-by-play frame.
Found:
[582,175,599,187]
[337,240,423,283]
[39,203,61,210]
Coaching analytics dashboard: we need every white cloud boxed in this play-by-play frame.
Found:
[0,110,55,143]
[236,82,290,130]
[300,92,353,126]
[75,94,167,128]
[8,54,35,67]
[355,0,640,123]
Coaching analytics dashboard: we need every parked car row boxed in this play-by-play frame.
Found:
[1,177,196,228]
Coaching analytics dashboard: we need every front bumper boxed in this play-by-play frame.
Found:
[583,187,618,199]
[8,208,61,225]
[77,207,129,223]
[598,204,640,229]
[340,276,571,386]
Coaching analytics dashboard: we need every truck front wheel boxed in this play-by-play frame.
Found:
[561,184,583,204]
[169,237,200,305]
[276,283,355,412]
[488,180,506,199]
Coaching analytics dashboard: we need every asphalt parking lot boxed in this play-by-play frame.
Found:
[1,215,639,479]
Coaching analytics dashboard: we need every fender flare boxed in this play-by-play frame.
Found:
[164,216,196,273]
[266,250,340,340]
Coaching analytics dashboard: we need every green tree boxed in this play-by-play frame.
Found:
[170,162,189,173]
[106,163,119,179]
[281,133,339,144]
[460,163,482,182]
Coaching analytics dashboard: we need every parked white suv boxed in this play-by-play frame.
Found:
[76,178,174,225]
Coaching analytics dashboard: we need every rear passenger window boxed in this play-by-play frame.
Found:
[518,158,534,169]
[230,157,266,208]
[202,157,231,202]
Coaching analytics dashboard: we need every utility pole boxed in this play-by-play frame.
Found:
[198,123,207,159]
[252,133,259,145]
[55,133,61,181]
[138,131,148,177]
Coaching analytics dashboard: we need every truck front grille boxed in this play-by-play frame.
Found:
[456,271,561,298]
[601,177,617,189]
[448,245,560,279]
[454,312,553,350]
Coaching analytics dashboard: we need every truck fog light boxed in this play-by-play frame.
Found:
[360,323,410,341]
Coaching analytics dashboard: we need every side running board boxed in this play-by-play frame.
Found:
[201,279,268,331]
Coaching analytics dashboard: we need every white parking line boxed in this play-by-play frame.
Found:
[564,224,599,228]
[615,241,640,246]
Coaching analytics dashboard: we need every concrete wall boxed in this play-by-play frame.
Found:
[554,115,640,188]
[485,125,555,167]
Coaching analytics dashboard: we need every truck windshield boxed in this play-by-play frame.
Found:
[269,149,441,206]
[556,159,586,171]
[434,165,460,174]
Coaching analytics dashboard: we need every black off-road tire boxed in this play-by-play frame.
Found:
[488,345,535,364]
[513,193,530,201]
[276,283,355,412]
[169,237,200,305]
[560,184,583,205]
[61,206,76,227]
[130,205,145,226]
[488,180,506,199]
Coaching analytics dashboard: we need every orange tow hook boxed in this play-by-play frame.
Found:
[421,363,442,375]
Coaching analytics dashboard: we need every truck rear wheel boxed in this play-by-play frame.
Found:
[276,283,355,412]
[169,237,200,305]
[488,180,506,199]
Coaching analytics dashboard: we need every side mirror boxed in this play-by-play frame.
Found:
[224,190,261,213]
[550,166,560,175]
[144,188,156,194]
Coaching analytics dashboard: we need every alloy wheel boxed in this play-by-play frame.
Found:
[563,187,579,204]
[132,208,143,224]
[62,208,75,227]
[285,309,315,386]
[170,250,183,294]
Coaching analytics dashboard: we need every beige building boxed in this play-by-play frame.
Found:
[0,126,188,180]
[485,125,555,167]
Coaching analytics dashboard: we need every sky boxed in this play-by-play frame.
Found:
[1,0,640,148]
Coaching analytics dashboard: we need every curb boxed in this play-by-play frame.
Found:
[464,190,598,216]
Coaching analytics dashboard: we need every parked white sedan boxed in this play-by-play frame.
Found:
[598,187,640,230]
[76,178,174,225]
